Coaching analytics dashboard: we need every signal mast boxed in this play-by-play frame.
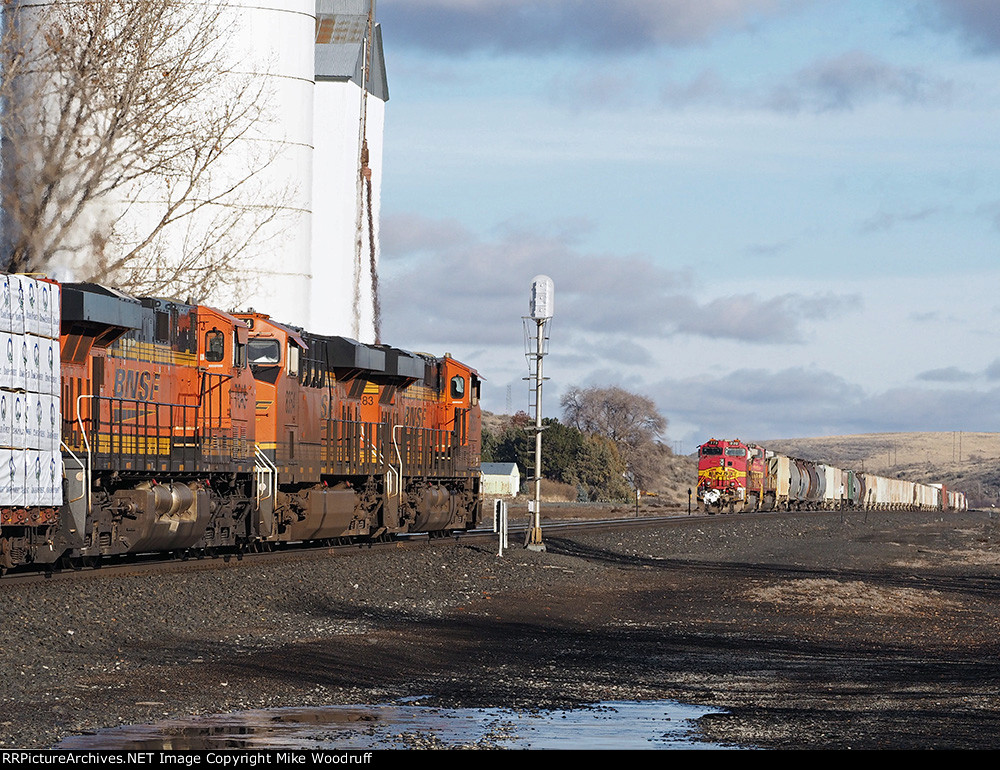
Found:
[523,275,553,551]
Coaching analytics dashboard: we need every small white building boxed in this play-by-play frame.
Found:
[481,463,521,498]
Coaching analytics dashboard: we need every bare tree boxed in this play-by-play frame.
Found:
[561,385,668,490]
[1,0,287,303]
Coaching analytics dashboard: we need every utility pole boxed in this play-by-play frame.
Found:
[523,275,553,552]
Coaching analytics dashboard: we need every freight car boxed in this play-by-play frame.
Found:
[0,276,481,572]
[697,438,967,514]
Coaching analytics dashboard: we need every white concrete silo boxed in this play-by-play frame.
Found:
[311,0,387,342]
[218,0,317,327]
[6,1,388,337]
[132,0,318,326]
[7,1,317,328]
[182,0,319,326]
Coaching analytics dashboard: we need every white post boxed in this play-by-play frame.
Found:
[493,499,508,556]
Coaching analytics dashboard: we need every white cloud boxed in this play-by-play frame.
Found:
[382,0,805,55]
[766,51,953,113]
[380,213,861,348]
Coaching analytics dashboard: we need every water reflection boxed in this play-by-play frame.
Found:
[55,700,737,750]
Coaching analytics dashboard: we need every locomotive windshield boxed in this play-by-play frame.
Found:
[248,339,281,365]
[701,446,723,456]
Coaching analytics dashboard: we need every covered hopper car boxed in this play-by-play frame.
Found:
[0,276,482,572]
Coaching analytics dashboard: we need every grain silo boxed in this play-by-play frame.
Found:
[312,0,387,342]
[2,1,387,340]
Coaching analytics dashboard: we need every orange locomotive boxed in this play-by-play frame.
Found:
[58,284,257,562]
[233,311,481,545]
[0,280,481,571]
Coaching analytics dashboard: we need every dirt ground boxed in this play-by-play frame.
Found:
[6,508,1000,749]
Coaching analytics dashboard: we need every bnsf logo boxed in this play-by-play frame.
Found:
[113,369,161,401]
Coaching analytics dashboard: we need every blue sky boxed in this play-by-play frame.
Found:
[373,0,1000,451]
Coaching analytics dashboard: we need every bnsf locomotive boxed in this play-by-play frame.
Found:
[0,275,481,572]
[697,438,967,514]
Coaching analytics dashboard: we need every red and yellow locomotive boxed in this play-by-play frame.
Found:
[697,438,766,513]
[0,279,481,571]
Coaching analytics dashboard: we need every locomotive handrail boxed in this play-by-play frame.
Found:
[73,394,205,472]
[254,444,277,506]
[390,424,404,502]
[75,394,94,516]
[60,442,87,506]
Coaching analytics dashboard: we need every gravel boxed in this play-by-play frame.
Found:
[3,509,1000,749]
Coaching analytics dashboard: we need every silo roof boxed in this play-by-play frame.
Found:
[315,1,388,100]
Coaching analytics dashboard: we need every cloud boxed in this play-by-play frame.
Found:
[977,202,1000,232]
[745,239,794,257]
[379,214,473,259]
[548,72,640,112]
[859,207,943,234]
[916,366,974,382]
[380,213,862,348]
[670,292,861,343]
[921,0,1000,54]
[588,338,654,367]
[651,366,866,440]
[766,51,952,112]
[858,386,1000,432]
[984,359,1000,381]
[380,0,801,56]
[659,69,734,108]
[652,367,1000,443]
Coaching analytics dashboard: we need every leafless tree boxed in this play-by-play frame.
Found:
[1,0,288,304]
[561,385,668,490]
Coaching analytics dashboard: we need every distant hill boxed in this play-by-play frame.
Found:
[758,432,1000,509]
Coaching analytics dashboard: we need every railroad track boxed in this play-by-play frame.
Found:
[4,506,900,586]
[0,513,702,586]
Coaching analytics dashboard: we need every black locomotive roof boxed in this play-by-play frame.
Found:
[375,345,423,380]
[61,283,143,331]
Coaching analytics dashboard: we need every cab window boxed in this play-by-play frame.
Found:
[205,330,225,363]
[450,375,465,400]
[248,339,280,365]
[234,334,247,369]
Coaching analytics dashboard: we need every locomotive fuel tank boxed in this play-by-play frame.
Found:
[104,481,210,554]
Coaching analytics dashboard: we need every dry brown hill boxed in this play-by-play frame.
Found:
[759,432,1000,508]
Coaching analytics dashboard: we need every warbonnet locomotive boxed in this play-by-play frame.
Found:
[697,438,967,514]
[0,275,482,572]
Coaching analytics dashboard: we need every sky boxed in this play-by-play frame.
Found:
[372,0,1000,452]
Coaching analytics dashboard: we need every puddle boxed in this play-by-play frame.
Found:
[55,700,738,750]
